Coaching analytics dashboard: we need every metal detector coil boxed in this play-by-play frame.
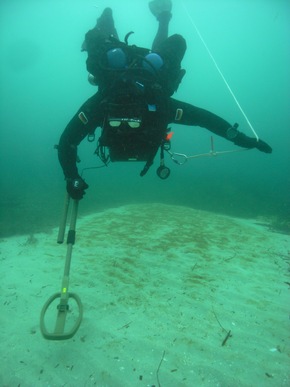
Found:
[40,291,83,340]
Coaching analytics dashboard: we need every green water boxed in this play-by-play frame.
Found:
[0,0,289,237]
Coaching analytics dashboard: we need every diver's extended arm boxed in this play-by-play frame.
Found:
[57,93,104,199]
[168,98,272,153]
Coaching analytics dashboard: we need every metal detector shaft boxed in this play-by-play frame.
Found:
[57,193,70,244]
[40,199,83,340]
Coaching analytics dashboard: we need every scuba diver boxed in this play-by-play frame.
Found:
[58,0,272,200]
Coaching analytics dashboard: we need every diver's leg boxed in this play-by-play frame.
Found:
[81,7,119,51]
[95,7,119,39]
[153,34,186,95]
[149,0,172,50]
[156,34,186,66]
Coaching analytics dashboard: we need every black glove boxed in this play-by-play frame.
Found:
[232,132,272,154]
[255,139,272,153]
[66,177,89,200]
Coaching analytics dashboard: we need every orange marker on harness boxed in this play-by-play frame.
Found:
[166,132,174,141]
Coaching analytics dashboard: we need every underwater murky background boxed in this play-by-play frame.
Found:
[0,0,289,237]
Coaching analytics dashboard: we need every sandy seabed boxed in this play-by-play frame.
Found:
[1,203,289,387]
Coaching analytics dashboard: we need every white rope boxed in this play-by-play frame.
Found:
[181,1,259,140]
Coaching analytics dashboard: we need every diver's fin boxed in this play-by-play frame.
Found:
[149,0,172,18]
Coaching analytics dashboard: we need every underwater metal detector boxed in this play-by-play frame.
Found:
[40,195,83,340]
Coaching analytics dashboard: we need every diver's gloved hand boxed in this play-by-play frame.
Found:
[231,131,272,154]
[255,139,272,153]
[66,177,89,200]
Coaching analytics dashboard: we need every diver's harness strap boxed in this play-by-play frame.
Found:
[94,101,167,178]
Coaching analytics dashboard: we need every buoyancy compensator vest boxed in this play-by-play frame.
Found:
[85,32,181,176]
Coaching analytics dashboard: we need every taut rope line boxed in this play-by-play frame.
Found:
[181,1,259,140]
